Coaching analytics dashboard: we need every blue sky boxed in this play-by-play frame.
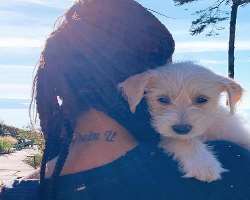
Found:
[0,0,249,128]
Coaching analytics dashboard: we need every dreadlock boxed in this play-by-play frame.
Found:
[31,0,175,199]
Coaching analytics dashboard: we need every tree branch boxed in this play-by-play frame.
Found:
[174,0,199,5]
[189,0,229,36]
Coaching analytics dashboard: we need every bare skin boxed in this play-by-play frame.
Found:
[45,109,137,177]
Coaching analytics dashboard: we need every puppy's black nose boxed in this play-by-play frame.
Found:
[172,124,192,135]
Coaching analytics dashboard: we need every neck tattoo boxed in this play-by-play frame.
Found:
[75,130,117,143]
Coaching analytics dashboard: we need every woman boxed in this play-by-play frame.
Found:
[1,0,250,200]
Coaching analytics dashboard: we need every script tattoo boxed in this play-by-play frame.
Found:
[76,130,117,143]
[78,132,100,142]
[104,130,117,142]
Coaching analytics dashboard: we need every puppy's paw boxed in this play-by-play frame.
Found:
[181,158,228,182]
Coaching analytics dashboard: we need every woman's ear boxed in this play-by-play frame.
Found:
[118,71,153,113]
[218,75,243,114]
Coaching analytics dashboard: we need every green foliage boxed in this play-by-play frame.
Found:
[16,130,44,151]
[174,0,249,36]
[174,0,230,36]
[0,121,44,152]
[0,137,16,154]
[0,122,19,136]
[24,153,43,169]
[191,14,229,36]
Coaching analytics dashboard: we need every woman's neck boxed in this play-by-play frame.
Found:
[73,109,136,145]
[46,109,137,177]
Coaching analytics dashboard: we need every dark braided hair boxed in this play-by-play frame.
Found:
[31,0,175,199]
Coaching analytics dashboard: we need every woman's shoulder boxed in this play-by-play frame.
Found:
[50,141,250,200]
[2,141,250,200]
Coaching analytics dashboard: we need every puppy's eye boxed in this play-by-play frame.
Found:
[194,95,209,104]
[157,96,171,105]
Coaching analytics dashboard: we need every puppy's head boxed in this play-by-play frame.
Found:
[119,62,243,140]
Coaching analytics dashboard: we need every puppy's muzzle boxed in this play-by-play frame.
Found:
[171,124,192,135]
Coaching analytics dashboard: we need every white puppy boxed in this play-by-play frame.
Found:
[119,62,250,182]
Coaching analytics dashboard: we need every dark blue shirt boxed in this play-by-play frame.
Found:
[1,141,250,200]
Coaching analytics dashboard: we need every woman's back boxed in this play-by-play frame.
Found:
[2,140,250,200]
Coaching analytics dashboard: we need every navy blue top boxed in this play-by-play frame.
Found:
[1,141,250,200]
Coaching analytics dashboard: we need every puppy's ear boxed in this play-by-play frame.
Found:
[218,76,243,114]
[118,71,153,113]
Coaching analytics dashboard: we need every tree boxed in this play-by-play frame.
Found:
[174,0,250,79]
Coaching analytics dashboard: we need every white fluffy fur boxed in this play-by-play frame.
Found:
[119,62,250,182]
